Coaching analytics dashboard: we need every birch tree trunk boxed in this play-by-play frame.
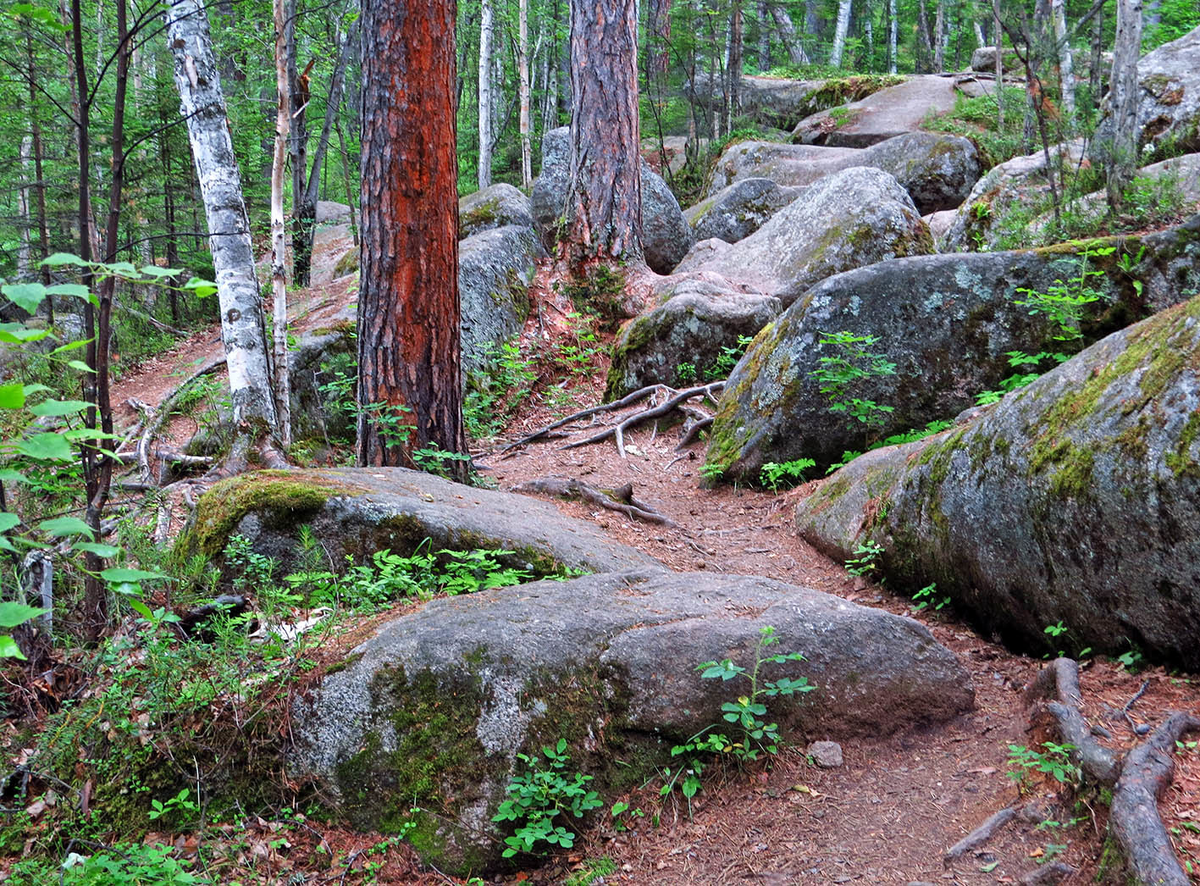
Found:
[933,0,947,72]
[830,0,853,67]
[888,0,897,72]
[757,0,770,69]
[271,0,291,446]
[17,136,31,281]
[478,0,494,189]
[1051,0,1076,114]
[1106,0,1143,211]
[771,5,810,67]
[519,0,533,187]
[974,20,986,48]
[166,0,279,435]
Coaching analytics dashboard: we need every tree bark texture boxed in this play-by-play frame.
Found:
[771,4,810,67]
[888,0,898,72]
[1051,0,1076,113]
[519,0,533,187]
[271,0,292,446]
[166,0,279,433]
[566,0,643,266]
[478,0,494,188]
[1106,0,1143,210]
[357,0,466,473]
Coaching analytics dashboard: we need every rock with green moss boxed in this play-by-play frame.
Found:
[291,569,973,874]
[677,166,933,308]
[177,467,663,577]
[796,295,1200,667]
[288,304,357,443]
[689,74,906,132]
[706,141,862,197]
[703,238,1187,481]
[1093,24,1200,163]
[459,225,542,377]
[685,177,804,244]
[459,184,534,240]
[791,75,959,147]
[605,272,781,398]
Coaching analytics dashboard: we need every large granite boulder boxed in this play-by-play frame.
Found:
[677,166,933,308]
[795,294,1200,668]
[531,127,692,274]
[685,177,803,244]
[175,467,663,576]
[969,46,1021,74]
[604,272,781,397]
[791,75,959,147]
[291,570,974,873]
[707,141,863,197]
[704,222,1200,481]
[1093,24,1200,162]
[738,74,906,131]
[459,184,535,239]
[458,225,542,376]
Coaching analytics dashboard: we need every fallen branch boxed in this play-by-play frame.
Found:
[1109,712,1200,886]
[944,801,1044,864]
[1019,862,1075,885]
[514,477,677,526]
[561,381,725,456]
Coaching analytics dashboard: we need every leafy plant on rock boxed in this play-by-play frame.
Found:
[809,330,896,440]
[492,738,603,857]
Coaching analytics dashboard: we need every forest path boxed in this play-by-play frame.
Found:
[104,224,1200,886]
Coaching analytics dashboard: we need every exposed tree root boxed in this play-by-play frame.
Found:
[1019,861,1076,885]
[514,477,677,526]
[1024,658,1119,785]
[1109,711,1200,886]
[944,802,1045,864]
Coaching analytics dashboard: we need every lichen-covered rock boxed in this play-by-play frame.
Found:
[315,200,352,224]
[288,304,356,443]
[677,166,933,308]
[458,225,542,376]
[291,570,973,873]
[685,177,803,244]
[176,467,662,576]
[459,184,535,239]
[1093,24,1200,162]
[737,74,907,131]
[704,228,1200,481]
[860,132,983,214]
[706,141,864,197]
[531,126,692,274]
[791,75,959,147]
[795,294,1200,668]
[604,272,781,397]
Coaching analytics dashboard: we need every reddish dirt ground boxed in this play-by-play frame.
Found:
[88,231,1200,886]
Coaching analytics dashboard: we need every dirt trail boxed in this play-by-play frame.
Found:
[106,225,1200,886]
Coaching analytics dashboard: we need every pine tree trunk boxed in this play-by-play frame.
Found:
[727,0,743,120]
[933,0,947,72]
[357,0,466,474]
[566,0,642,266]
[478,0,494,188]
[1107,0,1143,210]
[165,0,279,434]
[830,0,853,67]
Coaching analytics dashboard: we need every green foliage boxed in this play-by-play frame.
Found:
[706,334,754,381]
[465,339,537,440]
[1007,742,1081,790]
[844,540,884,578]
[910,582,950,613]
[759,458,815,491]
[809,331,896,437]
[564,856,619,886]
[923,88,1028,168]
[492,738,603,858]
[8,842,209,885]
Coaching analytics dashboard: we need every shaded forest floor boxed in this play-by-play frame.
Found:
[81,224,1200,885]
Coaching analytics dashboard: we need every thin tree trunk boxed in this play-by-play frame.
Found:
[916,0,934,72]
[1089,4,1103,105]
[757,0,770,69]
[974,20,986,47]
[864,11,874,71]
[995,0,1004,127]
[287,0,314,286]
[727,0,743,120]
[271,0,292,447]
[357,0,465,474]
[519,0,532,187]
[933,0,947,72]
[478,0,494,188]
[166,0,279,437]
[888,0,897,72]
[17,136,32,280]
[830,0,853,67]
[25,31,51,291]
[566,0,642,265]
[334,121,358,246]
[770,5,810,67]
[1051,0,1076,114]
[1107,0,1144,210]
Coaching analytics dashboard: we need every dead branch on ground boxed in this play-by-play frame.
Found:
[514,478,677,526]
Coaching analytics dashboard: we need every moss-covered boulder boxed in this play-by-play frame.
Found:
[459,183,535,239]
[291,570,973,874]
[605,272,781,398]
[176,467,663,577]
[677,166,933,309]
[795,294,1200,667]
[459,225,542,376]
[288,305,357,443]
[685,177,804,244]
[859,132,983,214]
[703,233,1199,481]
[791,75,959,147]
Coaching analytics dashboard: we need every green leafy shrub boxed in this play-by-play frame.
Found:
[492,738,603,857]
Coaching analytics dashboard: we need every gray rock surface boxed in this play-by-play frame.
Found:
[704,223,1200,481]
[531,127,692,274]
[459,183,535,239]
[1094,24,1200,161]
[970,47,1021,73]
[315,200,351,224]
[791,75,960,147]
[733,74,907,131]
[181,466,663,576]
[677,166,933,308]
[707,141,864,197]
[288,303,356,444]
[685,177,803,243]
[795,294,1200,667]
[807,740,844,768]
[605,272,781,397]
[292,570,974,872]
[458,224,542,376]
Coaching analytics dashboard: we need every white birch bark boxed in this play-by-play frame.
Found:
[1107,0,1143,210]
[478,0,494,189]
[270,0,291,445]
[1051,0,1076,114]
[18,135,31,280]
[165,0,278,431]
[770,5,810,67]
[519,0,532,187]
[973,20,986,48]
[830,0,853,68]
[933,0,946,71]
[888,0,897,72]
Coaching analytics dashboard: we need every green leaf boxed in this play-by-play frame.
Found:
[0,512,19,533]
[106,261,139,278]
[21,384,50,396]
[42,253,91,267]
[184,277,218,298]
[66,360,95,373]
[0,323,50,344]
[28,399,90,417]
[0,469,27,484]
[0,602,48,628]
[15,433,74,460]
[73,542,120,557]
[46,283,96,306]
[0,635,26,660]
[62,427,119,442]
[100,567,166,584]
[2,283,46,313]
[38,516,94,538]
[139,265,182,278]
[0,383,25,409]
[128,599,154,620]
[48,338,92,355]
